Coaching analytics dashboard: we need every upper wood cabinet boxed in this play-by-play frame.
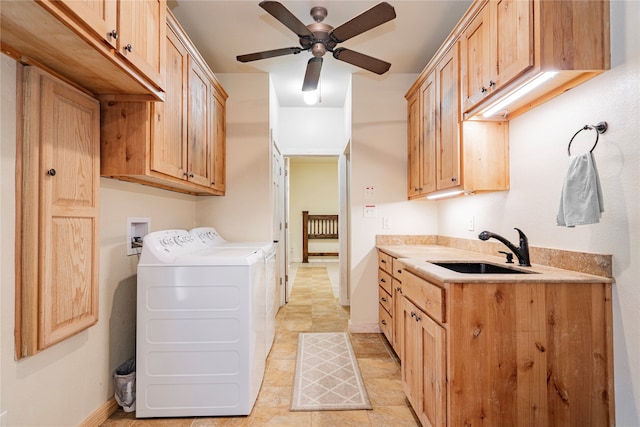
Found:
[100,10,228,196]
[406,43,509,200]
[17,66,100,358]
[460,0,609,119]
[0,0,165,100]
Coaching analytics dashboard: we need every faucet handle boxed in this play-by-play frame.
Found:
[498,251,514,264]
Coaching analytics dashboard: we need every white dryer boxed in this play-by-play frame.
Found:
[190,227,279,355]
[136,229,266,418]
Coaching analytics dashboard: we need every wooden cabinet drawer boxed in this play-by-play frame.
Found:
[403,270,446,324]
[378,251,393,274]
[378,303,393,344]
[378,286,393,313]
[392,258,404,280]
[378,269,393,294]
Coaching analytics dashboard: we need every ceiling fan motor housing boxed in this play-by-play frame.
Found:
[304,22,336,57]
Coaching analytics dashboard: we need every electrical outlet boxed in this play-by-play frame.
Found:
[467,216,475,231]
[382,217,391,229]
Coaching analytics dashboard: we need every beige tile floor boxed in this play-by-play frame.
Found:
[102,263,419,427]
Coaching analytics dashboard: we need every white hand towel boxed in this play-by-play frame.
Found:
[557,152,604,227]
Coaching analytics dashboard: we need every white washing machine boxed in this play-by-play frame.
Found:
[190,227,279,355]
[136,229,266,418]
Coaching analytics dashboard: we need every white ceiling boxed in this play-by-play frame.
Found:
[169,0,473,108]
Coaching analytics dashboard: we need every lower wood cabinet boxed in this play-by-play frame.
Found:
[401,297,446,427]
[400,269,614,426]
[17,65,100,357]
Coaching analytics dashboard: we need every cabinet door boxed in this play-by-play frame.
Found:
[151,24,188,179]
[21,66,100,354]
[490,0,533,89]
[210,88,226,192]
[56,0,118,48]
[461,5,492,112]
[420,72,437,194]
[392,280,404,357]
[402,298,446,427]
[117,0,165,89]
[407,89,421,198]
[187,57,211,187]
[435,43,461,191]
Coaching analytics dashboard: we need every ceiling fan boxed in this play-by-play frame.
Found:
[236,1,396,92]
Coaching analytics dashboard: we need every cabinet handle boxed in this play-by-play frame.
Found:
[109,30,118,40]
[410,311,416,318]
[189,173,194,178]
[481,86,488,94]
[381,297,387,303]
[124,44,133,53]
[451,177,457,182]
[381,259,387,264]
[396,287,402,293]
[183,172,189,177]
[46,168,56,176]
[396,269,402,274]
[381,319,387,325]
[380,278,387,283]
[415,314,421,322]
[489,80,496,88]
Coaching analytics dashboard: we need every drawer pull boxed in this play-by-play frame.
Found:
[381,297,387,303]
[381,319,387,325]
[381,259,387,264]
[396,287,403,294]
[380,278,387,283]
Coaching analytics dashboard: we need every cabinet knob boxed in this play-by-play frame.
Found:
[381,319,387,325]
[489,80,496,88]
[46,168,56,176]
[451,177,457,182]
[481,86,488,94]
[109,30,118,40]
[381,297,387,303]
[124,44,133,53]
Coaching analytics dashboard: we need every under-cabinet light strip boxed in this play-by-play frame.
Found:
[482,71,558,118]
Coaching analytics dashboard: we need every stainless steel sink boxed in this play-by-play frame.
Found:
[432,262,535,274]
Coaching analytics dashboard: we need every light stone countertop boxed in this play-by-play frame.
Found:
[377,245,614,285]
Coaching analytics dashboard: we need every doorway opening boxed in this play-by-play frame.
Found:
[284,155,348,305]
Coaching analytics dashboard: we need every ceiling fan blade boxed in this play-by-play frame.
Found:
[302,57,323,91]
[330,2,396,43]
[333,48,391,75]
[259,1,313,38]
[237,47,302,63]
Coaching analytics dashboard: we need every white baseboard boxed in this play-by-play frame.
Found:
[348,320,381,333]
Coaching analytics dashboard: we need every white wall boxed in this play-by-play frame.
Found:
[288,158,339,262]
[437,1,640,422]
[278,107,348,155]
[195,73,273,242]
[350,73,439,331]
[0,54,198,426]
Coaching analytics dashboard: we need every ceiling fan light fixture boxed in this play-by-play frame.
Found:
[303,90,319,105]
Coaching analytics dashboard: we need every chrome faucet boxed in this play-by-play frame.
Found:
[478,228,531,266]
